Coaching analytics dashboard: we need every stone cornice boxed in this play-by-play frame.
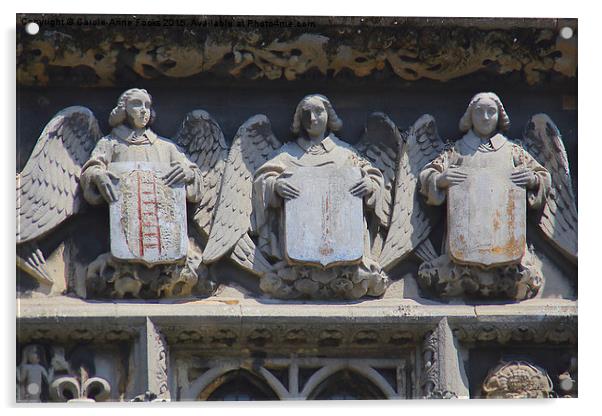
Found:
[17,297,577,349]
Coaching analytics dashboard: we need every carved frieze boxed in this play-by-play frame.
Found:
[17,16,576,87]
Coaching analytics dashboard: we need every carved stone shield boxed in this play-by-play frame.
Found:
[447,159,526,268]
[108,162,188,266]
[284,166,364,267]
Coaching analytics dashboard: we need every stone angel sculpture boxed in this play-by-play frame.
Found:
[202,94,444,299]
[416,92,577,300]
[16,88,229,299]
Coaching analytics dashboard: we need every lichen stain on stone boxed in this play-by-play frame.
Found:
[478,193,524,258]
[493,210,501,231]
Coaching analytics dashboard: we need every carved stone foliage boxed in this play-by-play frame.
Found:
[452,321,577,345]
[418,253,543,300]
[49,370,111,402]
[141,318,171,401]
[17,343,120,403]
[17,16,576,87]
[482,361,553,399]
[166,324,418,351]
[85,240,213,299]
[420,318,468,399]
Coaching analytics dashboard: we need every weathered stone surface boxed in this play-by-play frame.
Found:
[17,16,577,87]
[417,92,576,301]
[448,165,526,267]
[109,161,188,265]
[482,361,554,399]
[421,318,469,399]
[285,166,363,267]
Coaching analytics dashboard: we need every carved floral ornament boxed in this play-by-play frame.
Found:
[16,88,577,301]
[17,344,111,403]
[482,361,553,399]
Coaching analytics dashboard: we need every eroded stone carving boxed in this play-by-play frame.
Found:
[420,318,468,399]
[558,357,577,398]
[202,94,442,299]
[50,369,111,403]
[17,344,114,403]
[17,18,576,86]
[16,88,227,298]
[482,361,553,399]
[17,345,52,402]
[415,92,577,300]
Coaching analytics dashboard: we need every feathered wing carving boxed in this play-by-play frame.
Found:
[174,110,229,238]
[378,114,445,270]
[522,113,577,262]
[16,106,101,244]
[203,114,281,274]
[356,112,404,227]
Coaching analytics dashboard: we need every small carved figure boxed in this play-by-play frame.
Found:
[17,88,229,298]
[558,357,577,398]
[17,345,52,402]
[416,92,577,300]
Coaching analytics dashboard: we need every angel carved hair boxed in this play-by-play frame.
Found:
[79,88,203,206]
[17,88,229,298]
[417,92,577,300]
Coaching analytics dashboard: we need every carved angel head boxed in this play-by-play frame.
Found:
[108,88,156,129]
[459,92,510,138]
[291,94,342,138]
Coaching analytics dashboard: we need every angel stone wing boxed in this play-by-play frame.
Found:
[174,110,229,239]
[356,112,404,230]
[17,106,101,244]
[522,114,577,262]
[203,115,281,274]
[376,114,445,270]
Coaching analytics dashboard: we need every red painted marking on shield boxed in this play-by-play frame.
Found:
[136,171,145,257]
[151,175,162,254]
[135,171,163,257]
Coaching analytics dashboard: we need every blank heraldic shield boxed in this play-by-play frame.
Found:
[284,166,364,267]
[446,145,526,267]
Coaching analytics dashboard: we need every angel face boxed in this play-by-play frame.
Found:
[125,91,152,129]
[27,351,40,364]
[471,96,499,139]
[300,97,328,138]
